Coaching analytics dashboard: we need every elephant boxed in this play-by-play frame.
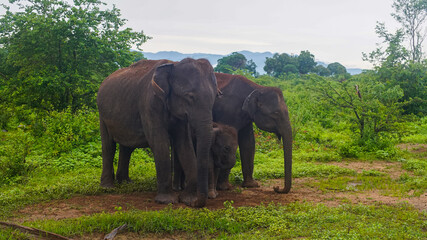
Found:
[212,73,292,193]
[173,122,238,199]
[96,58,218,207]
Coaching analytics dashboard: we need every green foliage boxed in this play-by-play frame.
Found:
[314,65,331,76]
[391,0,427,62]
[40,107,99,156]
[297,50,317,74]
[327,62,348,75]
[374,61,427,115]
[312,74,405,145]
[214,52,258,77]
[0,0,149,110]
[0,129,34,185]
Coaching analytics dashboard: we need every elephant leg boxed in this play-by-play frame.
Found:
[151,129,178,204]
[239,123,259,188]
[171,121,199,206]
[208,157,218,199]
[100,120,116,188]
[116,145,134,184]
[172,145,185,191]
[217,168,232,190]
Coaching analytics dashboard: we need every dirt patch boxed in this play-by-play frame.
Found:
[397,143,427,156]
[13,177,426,223]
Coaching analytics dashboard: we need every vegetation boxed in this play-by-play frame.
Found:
[215,52,258,77]
[0,0,149,111]
[0,0,426,239]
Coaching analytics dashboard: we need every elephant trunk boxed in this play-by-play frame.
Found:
[274,118,292,194]
[193,119,213,207]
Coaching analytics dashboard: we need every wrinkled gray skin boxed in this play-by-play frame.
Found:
[213,73,292,193]
[173,122,238,199]
[97,58,217,207]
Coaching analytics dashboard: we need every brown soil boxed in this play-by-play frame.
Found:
[14,163,426,223]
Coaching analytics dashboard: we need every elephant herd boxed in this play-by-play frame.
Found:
[96,58,292,208]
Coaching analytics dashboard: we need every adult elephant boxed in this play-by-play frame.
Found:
[97,58,218,207]
[213,73,292,193]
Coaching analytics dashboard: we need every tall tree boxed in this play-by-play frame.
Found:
[297,50,317,74]
[392,0,427,62]
[0,0,149,110]
[363,0,427,65]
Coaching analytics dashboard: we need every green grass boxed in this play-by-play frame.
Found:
[1,202,425,239]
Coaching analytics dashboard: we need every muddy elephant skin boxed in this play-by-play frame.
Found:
[213,73,292,193]
[97,58,217,207]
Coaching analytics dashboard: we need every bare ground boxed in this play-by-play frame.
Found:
[13,161,426,223]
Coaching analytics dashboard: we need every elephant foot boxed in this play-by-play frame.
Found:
[217,181,232,191]
[179,192,207,207]
[117,177,132,184]
[155,193,179,204]
[100,179,115,188]
[208,189,218,199]
[179,191,198,206]
[242,179,259,188]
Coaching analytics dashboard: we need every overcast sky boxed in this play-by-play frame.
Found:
[2,0,419,69]
[101,0,409,69]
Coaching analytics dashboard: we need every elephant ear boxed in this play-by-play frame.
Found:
[152,63,173,101]
[242,89,260,119]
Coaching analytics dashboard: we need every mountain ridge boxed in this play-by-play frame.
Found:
[141,50,364,75]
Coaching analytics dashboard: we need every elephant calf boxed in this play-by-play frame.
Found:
[174,122,238,199]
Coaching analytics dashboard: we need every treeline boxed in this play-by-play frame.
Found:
[215,51,348,77]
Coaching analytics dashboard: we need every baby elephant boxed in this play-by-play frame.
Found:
[174,122,238,199]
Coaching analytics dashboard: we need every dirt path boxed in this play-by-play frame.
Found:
[14,169,426,222]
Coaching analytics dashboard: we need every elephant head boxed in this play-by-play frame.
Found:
[242,87,292,193]
[211,123,238,170]
[152,58,217,206]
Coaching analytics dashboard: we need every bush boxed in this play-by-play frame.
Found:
[0,129,34,185]
[41,107,99,156]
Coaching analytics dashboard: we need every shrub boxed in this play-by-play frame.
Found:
[0,129,34,185]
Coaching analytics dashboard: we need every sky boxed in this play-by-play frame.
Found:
[1,0,420,69]
[101,0,408,69]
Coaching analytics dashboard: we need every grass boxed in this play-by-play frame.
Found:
[1,202,426,239]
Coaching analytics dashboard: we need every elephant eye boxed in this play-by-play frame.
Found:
[224,146,231,152]
[185,92,195,101]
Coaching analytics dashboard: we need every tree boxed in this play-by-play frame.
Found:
[264,53,299,77]
[363,0,427,115]
[364,0,427,65]
[392,0,427,62]
[264,51,317,77]
[327,62,348,75]
[215,52,258,77]
[314,65,331,76]
[297,50,317,74]
[0,0,149,110]
[312,75,405,141]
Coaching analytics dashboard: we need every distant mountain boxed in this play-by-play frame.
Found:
[141,50,364,75]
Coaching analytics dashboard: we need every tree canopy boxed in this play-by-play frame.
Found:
[0,0,149,110]
[264,50,318,77]
[214,52,258,76]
